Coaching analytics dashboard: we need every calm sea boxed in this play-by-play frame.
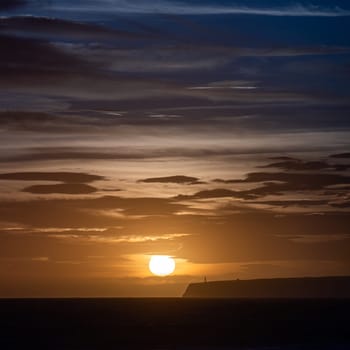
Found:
[1,298,349,349]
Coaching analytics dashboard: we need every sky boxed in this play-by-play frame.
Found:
[0,0,350,297]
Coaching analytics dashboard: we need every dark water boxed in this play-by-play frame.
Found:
[1,298,349,349]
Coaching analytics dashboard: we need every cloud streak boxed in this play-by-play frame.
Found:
[140,175,202,184]
[51,1,350,17]
[0,172,103,183]
[22,183,98,195]
[0,0,26,11]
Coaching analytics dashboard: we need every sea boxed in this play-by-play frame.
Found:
[1,298,349,349]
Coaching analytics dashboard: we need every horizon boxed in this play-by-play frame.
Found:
[2,275,349,299]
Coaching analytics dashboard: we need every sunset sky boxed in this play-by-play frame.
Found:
[1,0,350,297]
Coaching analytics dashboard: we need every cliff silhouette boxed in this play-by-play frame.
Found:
[183,276,350,298]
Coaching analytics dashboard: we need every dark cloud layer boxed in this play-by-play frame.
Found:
[215,172,350,197]
[140,175,202,184]
[231,172,350,187]
[0,16,140,42]
[0,148,302,164]
[176,189,250,200]
[1,194,349,264]
[253,200,329,207]
[0,0,26,10]
[0,34,88,77]
[261,159,350,172]
[22,183,98,195]
[0,196,188,228]
[0,172,103,183]
[331,153,350,159]
[331,201,350,208]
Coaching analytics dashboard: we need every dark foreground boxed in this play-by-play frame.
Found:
[1,298,350,350]
[183,276,350,298]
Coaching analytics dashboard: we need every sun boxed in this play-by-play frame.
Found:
[149,255,176,276]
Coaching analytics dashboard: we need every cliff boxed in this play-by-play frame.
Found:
[183,276,350,298]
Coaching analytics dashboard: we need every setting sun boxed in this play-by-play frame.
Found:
[149,256,176,276]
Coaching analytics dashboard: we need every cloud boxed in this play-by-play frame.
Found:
[0,190,349,274]
[47,232,190,244]
[175,188,251,201]
[1,27,347,112]
[0,16,143,42]
[51,1,350,17]
[140,175,202,184]
[331,201,350,209]
[0,196,188,227]
[0,35,178,102]
[0,93,70,112]
[3,226,188,244]
[260,159,350,172]
[0,172,103,183]
[0,0,26,11]
[0,34,88,76]
[330,153,350,159]
[0,111,84,132]
[174,164,350,203]
[0,146,307,164]
[1,133,348,165]
[283,234,350,244]
[0,150,151,163]
[216,172,350,196]
[22,183,98,195]
[269,156,299,161]
[0,172,103,195]
[1,99,350,141]
[253,200,329,208]
[31,256,49,262]
[56,43,230,73]
[58,43,350,76]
